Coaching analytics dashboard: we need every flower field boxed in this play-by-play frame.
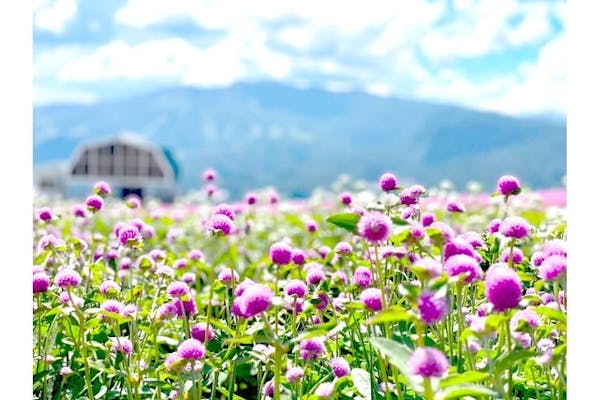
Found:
[32,173,566,400]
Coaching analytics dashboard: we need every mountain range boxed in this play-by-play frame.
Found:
[33,82,566,199]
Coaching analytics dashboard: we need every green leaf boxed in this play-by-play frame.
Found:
[366,306,415,325]
[368,338,411,378]
[494,350,536,373]
[536,306,566,324]
[441,371,490,389]
[391,217,409,226]
[435,384,499,400]
[326,213,360,232]
[351,368,372,400]
[389,230,410,245]
[156,336,179,347]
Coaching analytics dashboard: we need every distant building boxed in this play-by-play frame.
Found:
[35,133,179,202]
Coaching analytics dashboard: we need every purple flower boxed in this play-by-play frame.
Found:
[177,338,206,360]
[306,267,326,285]
[445,254,483,283]
[182,272,195,284]
[446,200,465,213]
[101,299,124,315]
[485,263,522,312]
[291,249,306,265]
[488,218,502,234]
[510,309,541,331]
[239,284,274,317]
[37,207,53,222]
[213,203,236,220]
[306,220,318,233]
[410,223,425,239]
[357,212,392,244]
[165,353,183,371]
[332,271,348,285]
[111,337,133,355]
[54,268,82,288]
[167,282,190,298]
[400,188,418,205]
[118,225,141,247]
[125,195,141,209]
[173,258,188,269]
[379,173,398,192]
[300,337,326,360]
[500,247,524,264]
[99,280,121,295]
[286,366,304,383]
[208,214,234,236]
[430,222,455,241]
[443,238,477,261]
[218,268,239,283]
[500,217,531,240]
[360,288,383,311]
[72,204,87,218]
[538,255,566,281]
[497,175,521,196]
[531,252,545,267]
[86,195,104,212]
[191,323,215,342]
[285,280,308,297]
[418,291,448,325]
[268,191,279,204]
[543,239,567,258]
[270,242,293,265]
[408,347,449,378]
[189,249,204,261]
[412,257,443,278]
[353,266,373,288]
[262,380,274,398]
[121,304,137,318]
[339,192,352,206]
[203,168,217,182]
[246,192,257,205]
[33,272,50,293]
[330,357,351,377]
[334,241,353,254]
[172,297,197,317]
[421,212,435,227]
[93,181,112,197]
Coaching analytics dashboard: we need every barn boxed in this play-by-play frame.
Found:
[65,133,178,202]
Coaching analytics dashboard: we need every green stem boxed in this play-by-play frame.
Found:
[68,290,94,400]
[505,313,513,399]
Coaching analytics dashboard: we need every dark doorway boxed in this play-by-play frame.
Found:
[121,187,143,200]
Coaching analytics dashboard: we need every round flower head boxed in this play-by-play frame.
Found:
[33,272,50,293]
[445,254,483,284]
[203,168,217,182]
[315,382,334,399]
[500,247,524,264]
[268,191,280,204]
[300,337,326,360]
[330,357,351,377]
[488,218,502,234]
[497,175,521,196]
[400,188,418,205]
[538,255,566,281]
[379,173,398,191]
[99,280,121,295]
[213,203,236,220]
[317,245,331,258]
[37,207,54,222]
[239,284,274,317]
[446,200,465,213]
[167,281,190,298]
[500,216,531,239]
[188,249,204,261]
[306,220,318,233]
[86,195,104,212]
[121,304,138,318]
[172,297,197,317]
[401,206,418,220]
[218,268,239,283]
[339,191,352,206]
[125,195,141,209]
[208,214,234,236]
[270,241,293,265]
[353,266,373,288]
[421,212,435,227]
[177,338,206,360]
[191,323,215,342]
[291,249,306,265]
[443,238,476,261]
[412,257,443,278]
[410,223,425,239]
[72,204,87,218]
[418,291,448,325]
[543,239,567,258]
[182,272,195,284]
[408,347,450,378]
[332,271,348,285]
[54,268,82,288]
[360,288,383,311]
[531,251,545,268]
[357,211,393,244]
[285,280,308,297]
[118,225,141,247]
[101,299,124,315]
[93,181,111,197]
[286,366,304,383]
[173,258,188,270]
[60,366,72,376]
[111,337,133,355]
[245,192,257,205]
[458,231,484,249]
[306,267,326,285]
[334,241,353,254]
[485,263,522,312]
[510,309,541,331]
[262,380,274,398]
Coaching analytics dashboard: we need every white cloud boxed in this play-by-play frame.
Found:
[34,0,77,34]
[34,85,97,106]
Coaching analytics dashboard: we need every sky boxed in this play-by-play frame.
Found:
[33,0,565,117]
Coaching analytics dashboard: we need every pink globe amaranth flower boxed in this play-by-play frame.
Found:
[99,280,121,295]
[218,268,239,283]
[543,239,567,258]
[167,281,190,298]
[72,204,87,218]
[286,296,305,313]
[458,231,484,249]
[182,272,195,284]
[408,347,450,378]
[33,272,50,293]
[306,267,326,285]
[205,184,217,197]
[268,191,280,204]
[421,212,435,227]
[172,297,197,317]
[156,265,174,278]
[173,258,188,269]
[510,309,541,331]
[446,200,465,213]
[262,380,275,398]
[412,257,443,278]
[485,263,522,312]
[400,188,418,205]
[118,225,141,247]
[208,214,234,236]
[500,247,524,264]
[531,252,545,268]
[245,192,257,205]
[86,195,104,212]
[177,338,206,360]
[101,299,124,315]
[37,207,53,222]
[334,241,353,254]
[213,203,236,220]
[332,271,348,285]
[157,303,177,319]
[121,304,137,318]
[379,173,398,192]
[487,218,502,234]
[410,223,425,239]
[306,220,318,233]
[188,249,204,261]
[467,338,482,353]
[149,249,166,261]
[357,212,393,244]
[500,216,531,239]
[165,352,183,371]
[37,234,65,252]
[93,181,112,197]
[315,292,329,310]
[538,255,566,281]
[315,381,335,399]
[285,280,308,297]
[234,279,255,297]
[317,245,331,258]
[300,337,326,360]
[331,357,351,377]
[418,291,448,325]
[310,315,322,324]
[60,366,72,376]
[497,175,521,196]
[270,241,293,265]
[203,168,217,182]
[445,254,483,284]
[191,323,215,342]
[291,249,306,265]
[286,366,304,383]
[239,284,274,318]
[401,206,418,221]
[111,337,133,355]
[54,268,82,288]
[339,191,352,206]
[125,195,141,209]
[430,222,455,241]
[353,266,373,288]
[360,288,383,311]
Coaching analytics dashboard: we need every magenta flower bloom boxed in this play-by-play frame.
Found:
[339,191,352,206]
[412,257,442,278]
[218,268,239,283]
[353,266,373,288]
[191,323,215,342]
[306,220,318,233]
[500,247,524,264]
[208,214,234,236]
[408,347,450,378]
[213,203,236,220]
[543,239,567,258]
[500,216,531,239]
[101,299,124,315]
[510,309,541,331]
[245,192,257,205]
[37,207,53,222]
[262,380,274,398]
[268,191,280,204]
[172,297,197,317]
[360,288,383,311]
[291,249,306,265]
[446,200,465,213]
[203,168,217,182]
[497,175,521,196]
[285,280,308,297]
[485,263,522,312]
[121,304,137,318]
[487,218,502,234]
[306,267,326,286]
[165,353,183,371]
[538,255,566,281]
[167,282,190,298]
[93,181,112,197]
[421,212,435,227]
[330,357,351,377]
[111,337,133,355]
[286,366,304,383]
[430,222,455,241]
[188,249,204,261]
[125,195,141,209]
[239,284,274,317]
[54,268,82,288]
[118,225,141,247]
[315,382,334,399]
[33,272,50,293]
[445,254,483,283]
[270,241,293,265]
[400,188,418,205]
[334,241,353,254]
[379,173,398,192]
[86,195,104,212]
[410,223,425,239]
[72,204,87,218]
[401,206,418,220]
[357,211,392,244]
[177,338,206,360]
[300,337,326,360]
[458,231,484,248]
[418,291,448,325]
[99,280,121,295]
